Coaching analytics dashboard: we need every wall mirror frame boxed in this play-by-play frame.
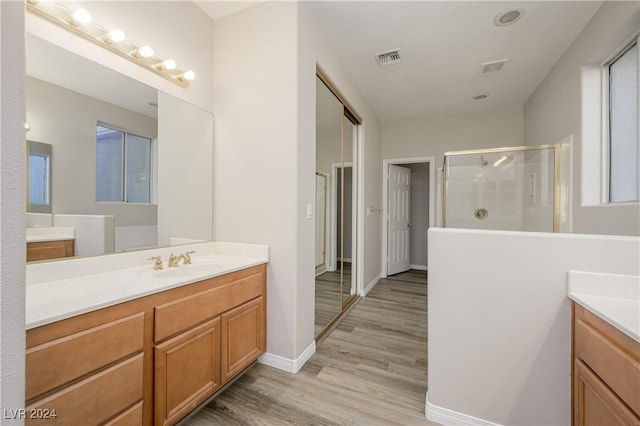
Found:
[25,18,213,263]
[315,67,362,341]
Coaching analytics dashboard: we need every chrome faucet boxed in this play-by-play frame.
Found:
[148,256,164,270]
[168,250,196,267]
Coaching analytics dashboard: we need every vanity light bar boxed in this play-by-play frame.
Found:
[26,1,195,88]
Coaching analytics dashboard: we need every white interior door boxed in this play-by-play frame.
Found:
[388,165,411,275]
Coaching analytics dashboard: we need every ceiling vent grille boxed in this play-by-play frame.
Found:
[375,49,402,67]
[480,59,509,74]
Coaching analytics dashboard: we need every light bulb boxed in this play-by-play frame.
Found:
[106,29,125,43]
[71,8,92,25]
[162,59,176,70]
[136,46,154,58]
[182,70,195,81]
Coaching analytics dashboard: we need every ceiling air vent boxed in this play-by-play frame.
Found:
[480,59,509,74]
[375,49,402,67]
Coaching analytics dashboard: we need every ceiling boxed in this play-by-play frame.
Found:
[196,1,603,124]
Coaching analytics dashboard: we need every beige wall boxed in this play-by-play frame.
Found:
[524,1,640,236]
[213,2,302,362]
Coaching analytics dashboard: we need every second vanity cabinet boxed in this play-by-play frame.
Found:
[26,263,267,426]
[572,303,640,425]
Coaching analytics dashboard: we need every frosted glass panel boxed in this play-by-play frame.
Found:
[96,126,124,202]
[609,43,638,203]
[126,134,151,203]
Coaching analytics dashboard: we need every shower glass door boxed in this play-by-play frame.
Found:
[443,146,557,232]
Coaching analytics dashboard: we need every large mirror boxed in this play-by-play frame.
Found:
[25,32,213,261]
[315,73,359,339]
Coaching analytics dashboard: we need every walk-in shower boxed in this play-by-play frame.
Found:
[442,144,565,232]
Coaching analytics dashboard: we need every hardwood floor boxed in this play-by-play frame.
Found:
[314,263,354,336]
[185,269,435,426]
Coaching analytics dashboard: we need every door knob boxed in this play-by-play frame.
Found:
[408,223,412,228]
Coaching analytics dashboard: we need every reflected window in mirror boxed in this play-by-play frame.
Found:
[96,123,152,203]
[27,140,52,213]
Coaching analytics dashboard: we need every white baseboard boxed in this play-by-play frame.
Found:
[425,392,502,426]
[259,341,316,374]
[315,265,327,276]
[410,264,428,271]
[360,273,381,297]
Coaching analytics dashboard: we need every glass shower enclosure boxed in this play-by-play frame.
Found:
[442,145,562,232]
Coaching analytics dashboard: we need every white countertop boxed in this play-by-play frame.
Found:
[26,226,75,242]
[568,270,640,343]
[26,241,268,329]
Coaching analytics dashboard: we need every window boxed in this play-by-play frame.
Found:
[96,124,152,203]
[27,141,52,213]
[605,39,638,203]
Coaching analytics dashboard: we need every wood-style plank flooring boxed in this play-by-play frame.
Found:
[314,263,354,336]
[185,269,436,425]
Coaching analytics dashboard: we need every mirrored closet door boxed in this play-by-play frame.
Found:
[315,71,360,340]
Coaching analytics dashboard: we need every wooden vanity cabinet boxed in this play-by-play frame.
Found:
[572,303,640,426]
[25,312,145,426]
[26,263,267,426]
[152,265,266,426]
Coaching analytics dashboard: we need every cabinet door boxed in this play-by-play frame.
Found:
[221,297,266,383]
[574,360,640,425]
[154,318,221,426]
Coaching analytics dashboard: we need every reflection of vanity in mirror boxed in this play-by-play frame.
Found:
[25,32,213,261]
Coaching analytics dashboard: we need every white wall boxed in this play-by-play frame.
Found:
[213,2,303,363]
[26,76,158,227]
[0,1,26,420]
[157,92,213,246]
[524,1,640,236]
[382,106,524,166]
[427,228,640,426]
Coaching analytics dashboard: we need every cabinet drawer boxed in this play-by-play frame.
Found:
[26,353,143,426]
[574,307,640,415]
[155,271,263,342]
[105,401,143,426]
[26,312,145,401]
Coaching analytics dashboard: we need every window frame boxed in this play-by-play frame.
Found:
[96,122,154,204]
[601,34,639,205]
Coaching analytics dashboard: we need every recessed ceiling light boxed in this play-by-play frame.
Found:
[494,8,524,26]
[473,94,489,100]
